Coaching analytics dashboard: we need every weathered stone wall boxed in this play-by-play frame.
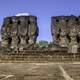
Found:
[0,50,80,63]
[0,15,80,62]
[1,15,39,51]
[51,15,80,53]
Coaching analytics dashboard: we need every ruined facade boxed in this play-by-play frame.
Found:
[1,15,80,53]
[0,15,80,62]
[1,15,39,51]
[51,15,80,53]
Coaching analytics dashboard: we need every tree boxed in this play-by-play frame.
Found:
[37,40,48,48]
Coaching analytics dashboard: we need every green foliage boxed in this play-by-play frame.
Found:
[36,40,48,47]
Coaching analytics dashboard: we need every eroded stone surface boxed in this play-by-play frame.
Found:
[51,15,80,53]
[1,16,39,51]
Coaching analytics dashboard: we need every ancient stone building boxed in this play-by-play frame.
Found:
[51,15,80,53]
[0,15,80,62]
[1,15,39,51]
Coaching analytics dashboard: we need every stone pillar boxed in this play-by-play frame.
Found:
[1,17,12,48]
[51,17,60,45]
[28,16,39,45]
[68,25,78,53]
[18,16,28,50]
[1,15,39,50]
[10,16,18,51]
[59,17,68,47]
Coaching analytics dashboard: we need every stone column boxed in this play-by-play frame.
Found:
[59,17,68,47]
[10,17,18,51]
[28,16,38,46]
[68,27,78,53]
[51,17,60,45]
[1,17,12,48]
[18,16,28,50]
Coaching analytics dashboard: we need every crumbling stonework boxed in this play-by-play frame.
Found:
[1,15,39,51]
[51,15,80,53]
[0,15,80,62]
[1,15,80,54]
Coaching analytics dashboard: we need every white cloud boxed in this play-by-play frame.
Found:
[16,13,30,16]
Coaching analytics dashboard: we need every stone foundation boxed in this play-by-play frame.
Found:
[0,50,80,63]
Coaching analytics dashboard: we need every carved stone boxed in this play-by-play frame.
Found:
[1,17,12,48]
[1,15,39,51]
[28,16,39,45]
[10,16,19,51]
[18,16,28,50]
[51,15,80,53]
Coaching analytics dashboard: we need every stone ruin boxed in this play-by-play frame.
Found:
[0,15,80,62]
[1,15,39,51]
[51,15,80,53]
[1,15,80,53]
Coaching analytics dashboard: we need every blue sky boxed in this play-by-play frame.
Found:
[0,0,80,42]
